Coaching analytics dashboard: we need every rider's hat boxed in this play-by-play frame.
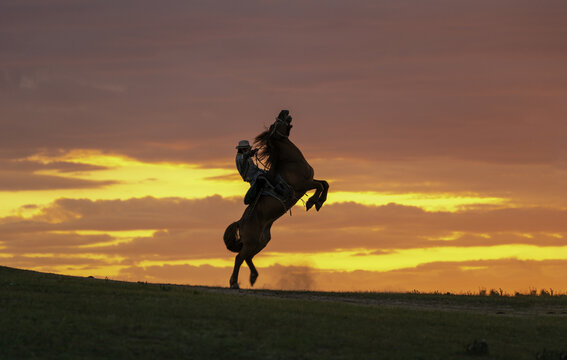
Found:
[235,140,251,149]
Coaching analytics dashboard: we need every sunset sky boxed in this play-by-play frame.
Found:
[2,0,567,292]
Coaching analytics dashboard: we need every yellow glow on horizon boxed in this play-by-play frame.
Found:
[0,150,512,219]
[1,150,247,217]
[136,244,567,273]
[28,150,247,200]
[16,253,126,262]
[47,229,158,238]
[423,232,465,242]
[138,258,234,268]
[461,266,489,271]
[328,191,507,212]
[6,244,567,284]
[45,230,160,248]
[261,245,567,271]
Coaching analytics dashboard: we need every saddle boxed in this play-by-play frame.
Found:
[244,175,294,208]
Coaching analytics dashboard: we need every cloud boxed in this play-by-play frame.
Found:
[0,171,116,191]
[1,232,112,252]
[314,158,567,206]
[3,254,116,269]
[2,196,566,260]
[0,196,241,233]
[1,1,566,166]
[2,158,109,173]
[97,229,231,260]
[275,202,567,236]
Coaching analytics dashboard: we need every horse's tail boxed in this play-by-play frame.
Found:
[223,221,243,253]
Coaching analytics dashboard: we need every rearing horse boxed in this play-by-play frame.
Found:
[223,112,329,289]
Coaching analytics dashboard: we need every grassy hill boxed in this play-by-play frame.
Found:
[1,266,566,359]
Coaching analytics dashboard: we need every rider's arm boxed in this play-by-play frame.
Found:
[236,155,250,181]
[243,148,258,160]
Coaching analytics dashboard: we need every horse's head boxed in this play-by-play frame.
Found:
[270,110,293,138]
[254,110,294,170]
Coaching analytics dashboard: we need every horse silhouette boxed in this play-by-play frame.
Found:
[224,111,329,289]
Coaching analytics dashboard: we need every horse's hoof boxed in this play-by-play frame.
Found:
[306,201,314,211]
[315,201,324,211]
[230,282,240,289]
[250,272,258,287]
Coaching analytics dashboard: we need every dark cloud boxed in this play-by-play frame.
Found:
[0,0,566,165]
[0,171,116,191]
[0,196,241,234]
[273,201,567,235]
[2,159,109,173]
[2,197,566,259]
[315,159,567,206]
[1,232,111,252]
[0,152,114,191]
[95,229,231,260]
[2,255,115,269]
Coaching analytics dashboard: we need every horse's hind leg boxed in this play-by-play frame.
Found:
[315,180,329,211]
[229,253,245,289]
[244,222,273,287]
[262,221,273,245]
[246,257,258,286]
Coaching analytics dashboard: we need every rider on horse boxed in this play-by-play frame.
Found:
[235,139,266,204]
[225,110,329,289]
[235,111,293,205]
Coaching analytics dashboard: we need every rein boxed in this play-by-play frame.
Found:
[275,129,289,138]
[254,152,269,171]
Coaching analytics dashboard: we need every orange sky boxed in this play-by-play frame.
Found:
[1,0,567,292]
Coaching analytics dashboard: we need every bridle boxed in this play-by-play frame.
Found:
[269,117,290,138]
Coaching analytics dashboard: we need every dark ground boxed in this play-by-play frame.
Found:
[1,266,566,359]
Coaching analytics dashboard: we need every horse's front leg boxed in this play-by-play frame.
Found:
[315,180,329,211]
[305,180,324,211]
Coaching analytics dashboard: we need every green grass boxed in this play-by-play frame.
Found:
[1,266,566,359]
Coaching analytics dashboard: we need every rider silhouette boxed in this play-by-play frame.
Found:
[235,140,266,204]
[235,110,292,205]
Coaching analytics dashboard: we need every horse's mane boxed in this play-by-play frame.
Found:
[253,124,276,170]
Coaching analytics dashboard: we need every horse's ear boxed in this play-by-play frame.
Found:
[277,110,289,120]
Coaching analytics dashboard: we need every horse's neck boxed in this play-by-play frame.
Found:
[277,138,307,163]
[272,138,314,190]
[250,135,313,200]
